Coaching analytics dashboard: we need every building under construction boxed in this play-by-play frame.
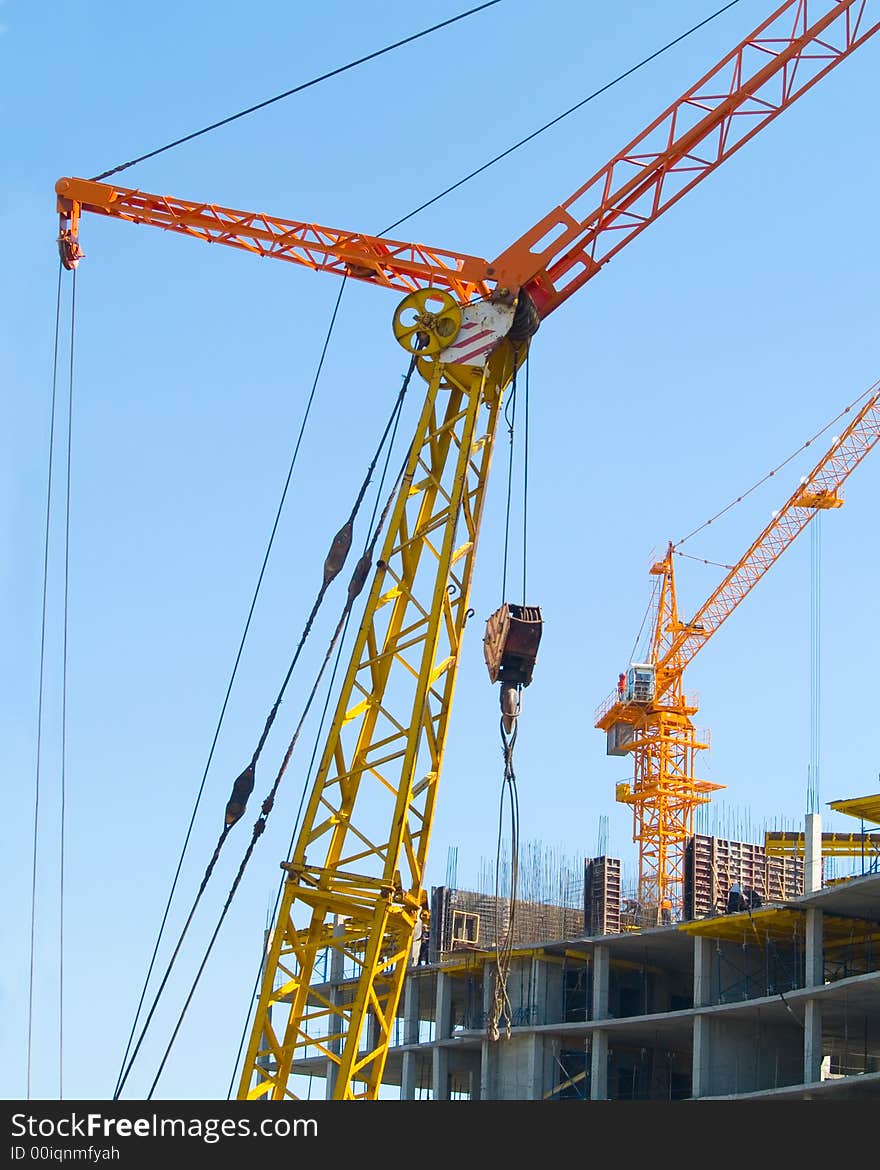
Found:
[42,3,880,1105]
[284,804,880,1101]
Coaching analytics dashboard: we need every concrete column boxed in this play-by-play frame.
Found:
[480,967,494,1100]
[432,1047,450,1099]
[691,935,715,1100]
[803,905,824,1085]
[531,956,547,1024]
[526,1032,546,1100]
[588,946,611,1101]
[692,1016,712,1099]
[592,945,610,1020]
[325,919,345,1098]
[433,971,453,1099]
[804,811,823,893]
[590,1030,609,1100]
[401,1052,416,1100]
[400,974,419,1100]
[436,970,453,1037]
[805,907,824,988]
[403,972,421,1045]
[693,935,714,1007]
[804,999,823,1085]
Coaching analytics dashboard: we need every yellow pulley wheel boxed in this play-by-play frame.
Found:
[392,289,462,357]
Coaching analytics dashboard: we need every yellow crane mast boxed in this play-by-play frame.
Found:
[595,383,880,925]
[54,1,880,1099]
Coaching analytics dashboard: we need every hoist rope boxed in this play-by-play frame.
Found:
[521,356,530,605]
[112,278,348,1099]
[674,382,879,550]
[488,714,521,1042]
[225,365,409,1098]
[58,268,77,1100]
[148,432,413,1099]
[28,264,64,1100]
[500,370,518,601]
[382,1,744,235]
[489,353,531,1041]
[115,357,415,1098]
[89,3,502,182]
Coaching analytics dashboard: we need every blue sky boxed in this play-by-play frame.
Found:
[3,0,879,1101]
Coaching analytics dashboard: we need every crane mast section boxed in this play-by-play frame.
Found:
[493,0,880,317]
[239,348,514,1100]
[55,177,492,303]
[657,383,880,697]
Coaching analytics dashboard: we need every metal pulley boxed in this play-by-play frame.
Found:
[392,288,462,357]
[483,602,543,732]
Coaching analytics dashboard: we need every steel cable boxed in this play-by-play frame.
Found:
[115,358,414,1097]
[90,3,503,182]
[150,436,413,1098]
[112,279,348,1098]
[28,264,64,1101]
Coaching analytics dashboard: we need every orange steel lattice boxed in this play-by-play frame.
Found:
[58,4,880,321]
[597,383,880,923]
[55,177,493,303]
[499,0,880,316]
[54,0,880,1103]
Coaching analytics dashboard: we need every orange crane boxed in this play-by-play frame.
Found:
[55,1,879,1100]
[595,382,880,925]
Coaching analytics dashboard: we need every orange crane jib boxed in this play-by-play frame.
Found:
[56,2,880,322]
[52,0,880,1100]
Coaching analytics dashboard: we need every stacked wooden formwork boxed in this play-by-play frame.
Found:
[430,836,806,958]
[684,833,806,919]
[584,856,622,936]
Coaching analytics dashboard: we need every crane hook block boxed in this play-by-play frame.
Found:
[483,602,543,688]
[225,763,255,827]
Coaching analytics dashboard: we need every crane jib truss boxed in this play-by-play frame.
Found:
[595,384,880,922]
[55,1,879,1100]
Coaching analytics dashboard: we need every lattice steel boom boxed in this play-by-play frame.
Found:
[54,0,880,1100]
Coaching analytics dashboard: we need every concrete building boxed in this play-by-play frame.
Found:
[290,865,880,1100]
[375,870,880,1100]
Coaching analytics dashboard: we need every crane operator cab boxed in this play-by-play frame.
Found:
[623,663,655,704]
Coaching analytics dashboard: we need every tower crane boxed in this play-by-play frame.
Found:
[595,382,880,925]
[54,1,879,1100]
